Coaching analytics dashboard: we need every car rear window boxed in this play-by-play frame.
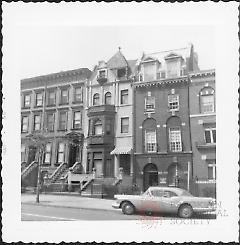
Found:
[180,190,193,196]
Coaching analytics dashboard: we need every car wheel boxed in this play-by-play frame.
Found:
[122,202,135,215]
[178,204,193,218]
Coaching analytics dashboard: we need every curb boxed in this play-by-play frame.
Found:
[21,201,117,213]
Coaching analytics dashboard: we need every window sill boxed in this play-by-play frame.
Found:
[22,106,31,109]
[57,129,67,132]
[59,103,69,106]
[72,101,83,104]
[47,104,56,107]
[21,131,29,134]
[71,128,82,131]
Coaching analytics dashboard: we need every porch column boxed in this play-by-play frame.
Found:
[100,151,105,178]
[114,154,119,177]
[130,153,134,176]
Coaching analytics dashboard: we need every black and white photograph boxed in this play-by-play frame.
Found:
[2,2,239,243]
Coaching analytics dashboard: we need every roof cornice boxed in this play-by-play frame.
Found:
[134,76,189,88]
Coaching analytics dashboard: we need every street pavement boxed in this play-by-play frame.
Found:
[21,193,216,221]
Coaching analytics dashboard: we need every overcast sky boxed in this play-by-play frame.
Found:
[3,3,219,79]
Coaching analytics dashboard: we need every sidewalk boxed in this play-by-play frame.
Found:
[21,193,115,212]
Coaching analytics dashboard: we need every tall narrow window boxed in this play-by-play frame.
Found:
[105,92,112,105]
[205,128,216,144]
[60,88,68,104]
[23,94,31,108]
[73,111,81,129]
[145,130,157,152]
[120,89,128,104]
[74,87,82,102]
[143,118,157,153]
[169,127,182,152]
[48,91,56,105]
[44,143,52,164]
[21,145,26,162]
[121,117,129,133]
[207,160,216,180]
[168,94,179,111]
[145,96,155,111]
[33,115,41,131]
[57,142,65,163]
[200,87,215,114]
[94,120,102,135]
[106,119,112,135]
[59,111,67,130]
[21,115,28,133]
[93,93,100,106]
[47,113,55,131]
[35,92,43,107]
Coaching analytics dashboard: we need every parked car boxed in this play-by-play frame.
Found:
[112,186,216,218]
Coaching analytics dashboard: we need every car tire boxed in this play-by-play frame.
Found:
[122,202,135,215]
[178,204,193,218]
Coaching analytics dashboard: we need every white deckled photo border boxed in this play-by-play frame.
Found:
[2,2,239,243]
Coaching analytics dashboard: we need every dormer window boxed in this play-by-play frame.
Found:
[165,53,182,78]
[117,68,126,78]
[98,69,106,78]
[97,69,108,84]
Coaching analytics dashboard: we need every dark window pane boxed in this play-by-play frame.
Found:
[205,130,211,143]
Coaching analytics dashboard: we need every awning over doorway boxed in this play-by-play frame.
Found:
[110,147,132,155]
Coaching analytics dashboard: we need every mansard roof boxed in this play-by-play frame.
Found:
[137,44,192,65]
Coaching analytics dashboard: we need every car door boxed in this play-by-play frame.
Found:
[160,191,179,213]
[138,190,157,212]
[149,189,166,213]
[150,190,178,213]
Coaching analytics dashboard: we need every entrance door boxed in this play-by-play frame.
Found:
[27,147,37,165]
[68,145,78,168]
[143,163,158,191]
[94,160,102,178]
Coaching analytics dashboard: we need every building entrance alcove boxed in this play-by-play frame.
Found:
[68,144,79,168]
[143,163,158,191]
[27,146,37,165]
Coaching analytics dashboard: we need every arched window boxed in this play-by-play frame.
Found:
[167,116,182,152]
[142,118,157,153]
[93,119,102,135]
[200,87,215,114]
[105,92,112,105]
[93,93,100,106]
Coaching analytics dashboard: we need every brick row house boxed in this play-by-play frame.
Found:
[133,44,199,192]
[189,69,216,197]
[21,68,91,186]
[85,48,136,188]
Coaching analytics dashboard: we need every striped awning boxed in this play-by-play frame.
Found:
[110,147,132,155]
